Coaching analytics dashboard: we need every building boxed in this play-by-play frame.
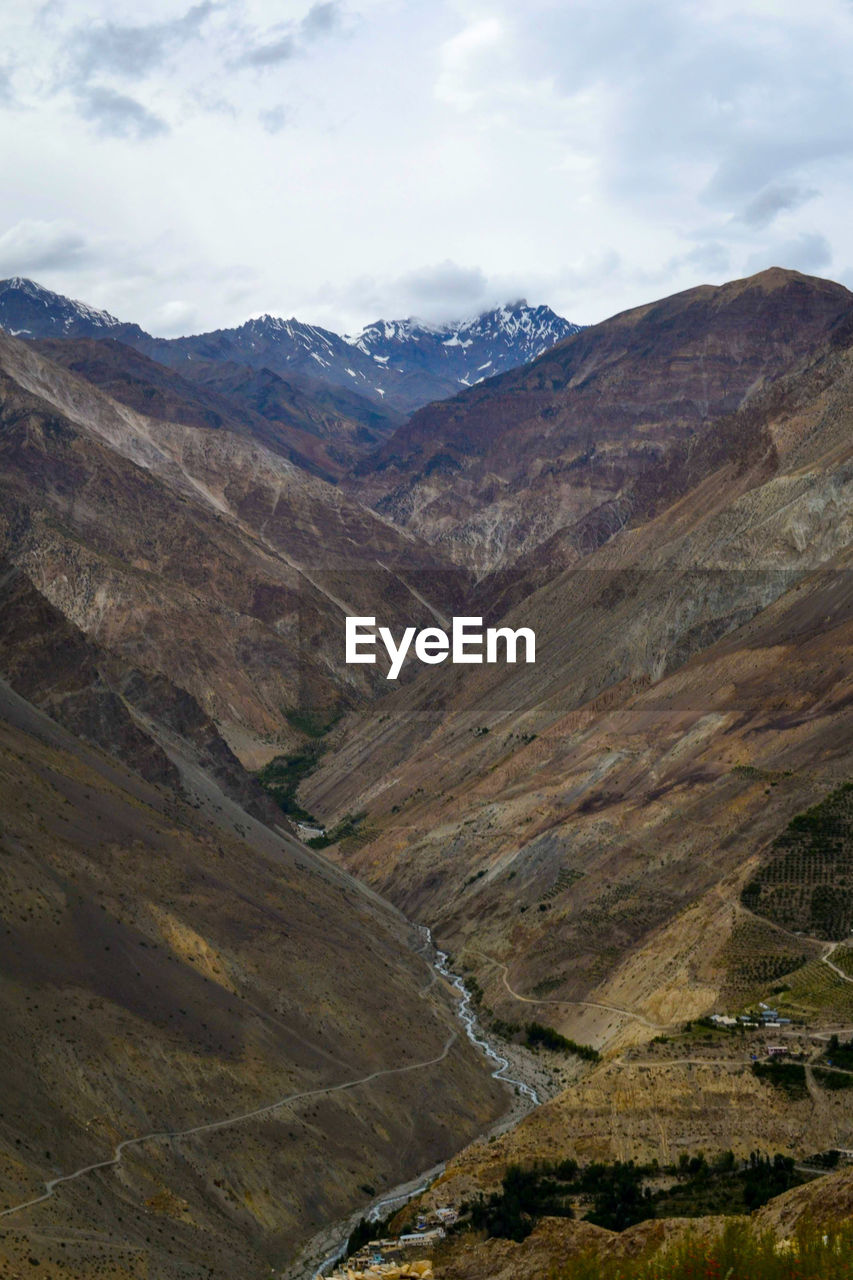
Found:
[433,1207,458,1225]
[398,1229,445,1248]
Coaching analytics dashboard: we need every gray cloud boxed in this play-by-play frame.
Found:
[0,66,14,105]
[301,3,341,38]
[76,87,168,139]
[739,182,819,229]
[260,105,288,134]
[232,3,342,71]
[703,137,850,206]
[0,220,94,275]
[313,259,558,328]
[234,35,297,69]
[746,232,833,277]
[400,261,489,308]
[69,2,216,82]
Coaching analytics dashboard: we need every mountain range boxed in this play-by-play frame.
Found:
[0,265,852,1277]
[0,275,580,419]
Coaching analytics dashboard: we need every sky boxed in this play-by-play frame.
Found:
[2,0,853,336]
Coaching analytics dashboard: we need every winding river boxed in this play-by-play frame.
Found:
[430,930,540,1106]
[307,927,540,1278]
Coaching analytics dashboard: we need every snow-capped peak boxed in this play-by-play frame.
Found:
[340,301,581,387]
[0,276,125,336]
[0,279,580,418]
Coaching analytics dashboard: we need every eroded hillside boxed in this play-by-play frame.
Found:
[0,678,504,1278]
[303,270,853,1054]
[351,268,852,572]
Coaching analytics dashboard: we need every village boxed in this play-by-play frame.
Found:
[310,1004,853,1280]
[322,1207,459,1279]
[708,1001,793,1032]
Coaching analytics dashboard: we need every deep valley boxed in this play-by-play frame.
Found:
[0,266,852,1278]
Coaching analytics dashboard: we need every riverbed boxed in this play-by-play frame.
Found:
[285,926,543,1279]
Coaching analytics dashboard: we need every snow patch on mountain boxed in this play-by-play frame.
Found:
[0,277,145,343]
[0,279,582,417]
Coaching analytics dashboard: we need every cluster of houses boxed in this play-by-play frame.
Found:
[710,1003,792,1031]
[325,1208,459,1279]
[325,1260,433,1280]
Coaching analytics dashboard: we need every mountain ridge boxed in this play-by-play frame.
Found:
[0,276,580,417]
[350,266,853,571]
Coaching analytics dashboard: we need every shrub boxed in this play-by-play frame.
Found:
[524,1022,600,1060]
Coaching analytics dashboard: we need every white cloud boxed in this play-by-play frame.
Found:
[154,298,199,333]
[435,16,506,110]
[1,0,852,334]
[746,231,833,276]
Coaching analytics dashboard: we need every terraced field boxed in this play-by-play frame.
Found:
[718,916,819,1006]
[742,784,853,939]
[830,947,853,978]
[773,959,853,1023]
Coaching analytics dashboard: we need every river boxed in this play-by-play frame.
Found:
[293,926,540,1279]
[430,930,540,1107]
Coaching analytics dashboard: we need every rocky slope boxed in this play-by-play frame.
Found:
[302,268,853,1051]
[0,323,523,1277]
[3,264,853,1278]
[30,337,376,481]
[0,329,470,768]
[0,677,505,1279]
[0,560,281,819]
[352,268,853,571]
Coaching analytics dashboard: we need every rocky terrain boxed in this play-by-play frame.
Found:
[351,268,852,571]
[0,329,473,769]
[0,676,506,1279]
[302,268,853,1049]
[1,264,853,1277]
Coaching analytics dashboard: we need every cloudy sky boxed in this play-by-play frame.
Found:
[2,0,853,335]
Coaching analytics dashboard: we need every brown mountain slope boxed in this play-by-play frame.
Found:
[31,338,397,480]
[352,268,853,571]
[301,297,853,1045]
[0,331,466,767]
[0,560,282,821]
[178,358,404,458]
[0,678,505,1279]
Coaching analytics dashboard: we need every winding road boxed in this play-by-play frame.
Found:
[0,1029,459,1223]
[822,943,853,985]
[0,928,543,1272]
[6,919,845,1256]
[471,949,671,1032]
[469,931,853,1038]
